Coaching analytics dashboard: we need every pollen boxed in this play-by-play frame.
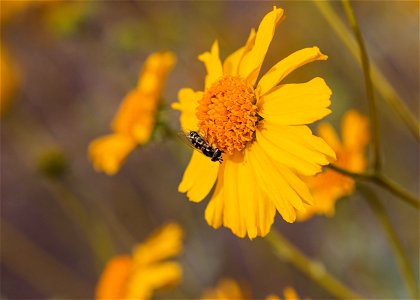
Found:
[196,75,259,155]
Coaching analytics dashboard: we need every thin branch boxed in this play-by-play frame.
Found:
[371,173,420,210]
[342,0,381,170]
[266,230,363,299]
[327,165,420,210]
[358,185,419,299]
[313,0,420,141]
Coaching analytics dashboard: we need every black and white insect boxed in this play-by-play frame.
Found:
[179,131,223,163]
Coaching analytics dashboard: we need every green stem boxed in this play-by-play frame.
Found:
[266,230,363,299]
[313,1,420,141]
[327,165,420,210]
[327,164,374,181]
[341,0,381,170]
[358,186,419,299]
[371,173,420,210]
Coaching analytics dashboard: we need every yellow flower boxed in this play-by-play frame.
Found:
[282,287,299,300]
[172,7,335,239]
[298,110,370,221]
[0,46,20,116]
[265,287,300,300]
[96,223,183,300]
[201,278,248,300]
[267,287,308,300]
[201,279,304,300]
[89,51,176,175]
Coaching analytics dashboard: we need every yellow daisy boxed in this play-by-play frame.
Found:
[298,110,370,221]
[172,7,335,239]
[89,51,176,175]
[96,223,183,300]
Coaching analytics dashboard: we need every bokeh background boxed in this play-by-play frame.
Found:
[1,1,418,299]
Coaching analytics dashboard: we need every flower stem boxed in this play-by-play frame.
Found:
[327,164,420,210]
[312,0,420,141]
[341,0,381,171]
[358,185,419,299]
[266,230,363,300]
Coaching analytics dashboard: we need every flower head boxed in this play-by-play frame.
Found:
[172,7,335,239]
[96,223,183,300]
[89,51,176,175]
[298,110,370,221]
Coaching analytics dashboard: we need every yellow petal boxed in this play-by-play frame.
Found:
[259,77,332,125]
[178,151,219,202]
[137,51,176,95]
[248,143,304,223]
[239,7,285,85]
[222,154,247,238]
[88,134,136,175]
[133,223,183,266]
[112,90,156,144]
[257,47,328,96]
[244,148,277,236]
[317,122,341,150]
[95,256,132,299]
[198,40,223,90]
[171,88,202,132]
[342,110,370,152]
[256,123,336,176]
[223,28,256,76]
[223,152,275,238]
[205,165,225,229]
[283,287,300,300]
[201,278,245,300]
[111,51,176,143]
[126,262,182,300]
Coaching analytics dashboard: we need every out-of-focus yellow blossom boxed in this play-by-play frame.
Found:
[89,51,176,175]
[0,46,20,115]
[201,278,304,300]
[172,7,335,239]
[298,110,369,221]
[267,287,308,300]
[96,223,183,300]
[201,278,248,300]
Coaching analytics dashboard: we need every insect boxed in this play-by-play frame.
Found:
[179,131,223,163]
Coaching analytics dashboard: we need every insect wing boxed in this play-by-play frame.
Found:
[177,131,202,153]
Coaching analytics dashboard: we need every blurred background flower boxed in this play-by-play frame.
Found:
[96,223,183,300]
[298,110,370,221]
[1,1,418,299]
[88,51,176,175]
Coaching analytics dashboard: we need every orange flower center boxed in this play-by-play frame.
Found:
[196,75,259,155]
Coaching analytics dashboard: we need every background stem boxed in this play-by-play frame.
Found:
[327,165,420,210]
[266,230,363,300]
[358,186,419,299]
[341,0,381,171]
[313,0,420,141]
